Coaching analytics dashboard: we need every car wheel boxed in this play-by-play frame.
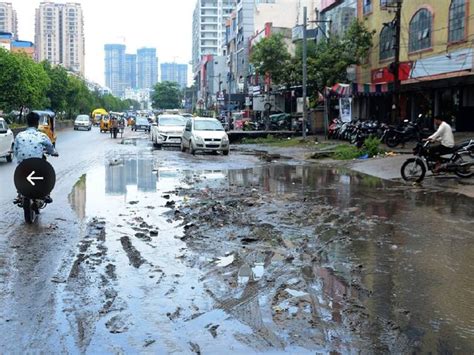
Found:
[223,149,229,156]
[180,142,186,152]
[190,140,196,155]
[6,153,12,163]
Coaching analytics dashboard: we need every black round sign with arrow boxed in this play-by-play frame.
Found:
[14,158,56,199]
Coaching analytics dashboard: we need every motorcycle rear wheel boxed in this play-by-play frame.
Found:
[401,158,426,182]
[385,132,400,148]
[23,198,36,224]
[454,154,474,178]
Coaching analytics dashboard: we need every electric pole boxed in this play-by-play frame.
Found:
[392,0,402,123]
[302,6,308,138]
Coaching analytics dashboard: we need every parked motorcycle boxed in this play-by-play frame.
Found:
[384,115,432,148]
[401,139,474,182]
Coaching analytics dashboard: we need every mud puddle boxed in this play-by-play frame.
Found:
[66,152,474,353]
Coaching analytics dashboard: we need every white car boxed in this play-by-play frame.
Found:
[0,117,14,163]
[74,114,92,130]
[151,114,187,149]
[181,117,229,155]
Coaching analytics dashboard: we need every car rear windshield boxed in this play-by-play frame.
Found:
[159,117,186,126]
[0,121,6,130]
[194,120,224,131]
[136,118,148,125]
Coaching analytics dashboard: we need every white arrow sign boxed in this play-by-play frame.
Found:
[27,171,44,186]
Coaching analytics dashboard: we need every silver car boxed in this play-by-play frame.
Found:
[181,117,229,155]
[0,118,14,162]
[74,114,91,131]
[151,115,186,149]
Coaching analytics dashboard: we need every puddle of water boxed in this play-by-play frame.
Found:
[68,156,474,353]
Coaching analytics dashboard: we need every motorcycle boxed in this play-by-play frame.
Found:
[384,115,432,148]
[15,153,58,223]
[401,139,474,182]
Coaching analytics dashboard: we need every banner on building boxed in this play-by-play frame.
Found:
[339,97,352,122]
[411,48,473,79]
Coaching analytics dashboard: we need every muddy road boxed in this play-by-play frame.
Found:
[0,127,473,353]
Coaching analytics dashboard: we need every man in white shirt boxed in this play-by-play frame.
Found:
[424,116,455,169]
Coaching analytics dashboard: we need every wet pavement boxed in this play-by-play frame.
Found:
[0,127,473,353]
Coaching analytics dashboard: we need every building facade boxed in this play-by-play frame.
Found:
[0,2,17,39]
[104,44,126,97]
[125,54,137,90]
[137,47,158,90]
[192,0,235,74]
[35,2,85,75]
[356,0,474,131]
[160,62,188,89]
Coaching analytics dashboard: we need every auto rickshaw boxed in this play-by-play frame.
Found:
[99,116,111,133]
[34,110,57,146]
[91,108,108,126]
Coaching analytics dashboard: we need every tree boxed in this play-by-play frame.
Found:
[151,81,182,109]
[250,33,291,86]
[0,49,50,113]
[42,61,69,113]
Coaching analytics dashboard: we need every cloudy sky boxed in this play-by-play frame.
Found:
[10,0,196,86]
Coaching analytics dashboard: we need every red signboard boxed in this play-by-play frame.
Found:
[320,0,339,11]
[371,62,412,83]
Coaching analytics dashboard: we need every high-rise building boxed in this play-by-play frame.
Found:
[0,2,18,39]
[35,2,85,75]
[104,44,126,97]
[125,54,137,89]
[137,47,158,89]
[192,0,234,72]
[160,63,188,89]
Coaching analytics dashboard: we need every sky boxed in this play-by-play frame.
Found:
[9,0,196,86]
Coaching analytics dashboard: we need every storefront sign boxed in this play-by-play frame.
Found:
[411,48,473,79]
[371,62,412,83]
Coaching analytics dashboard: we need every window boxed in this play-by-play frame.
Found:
[363,0,372,15]
[409,9,432,52]
[448,0,466,42]
[379,25,395,60]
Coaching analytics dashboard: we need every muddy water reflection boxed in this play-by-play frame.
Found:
[70,161,474,352]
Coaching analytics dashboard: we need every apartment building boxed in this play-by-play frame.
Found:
[104,44,126,97]
[137,47,158,90]
[35,2,85,75]
[160,62,188,89]
[0,2,18,39]
[192,0,235,72]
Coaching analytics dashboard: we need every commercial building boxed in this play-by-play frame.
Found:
[137,47,158,90]
[355,0,474,131]
[35,2,85,75]
[0,2,17,39]
[104,44,126,97]
[192,0,235,73]
[160,62,188,89]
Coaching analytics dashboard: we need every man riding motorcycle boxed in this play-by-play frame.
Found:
[423,116,454,172]
[13,111,58,203]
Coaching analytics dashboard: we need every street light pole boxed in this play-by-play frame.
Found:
[302,6,308,139]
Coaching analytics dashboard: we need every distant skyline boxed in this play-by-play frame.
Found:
[7,0,195,86]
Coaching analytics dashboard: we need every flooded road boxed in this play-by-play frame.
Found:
[0,130,473,353]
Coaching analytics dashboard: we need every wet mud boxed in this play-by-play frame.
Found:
[59,145,474,354]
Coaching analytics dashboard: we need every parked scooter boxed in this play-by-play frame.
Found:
[401,139,474,182]
[384,114,431,148]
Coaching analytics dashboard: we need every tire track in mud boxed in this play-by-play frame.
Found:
[62,218,129,351]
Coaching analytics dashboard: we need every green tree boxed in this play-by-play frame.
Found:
[42,61,69,113]
[151,81,182,109]
[0,49,50,113]
[250,33,291,85]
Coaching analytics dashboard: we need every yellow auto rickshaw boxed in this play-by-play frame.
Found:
[34,110,57,147]
[99,115,111,133]
[91,108,108,126]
